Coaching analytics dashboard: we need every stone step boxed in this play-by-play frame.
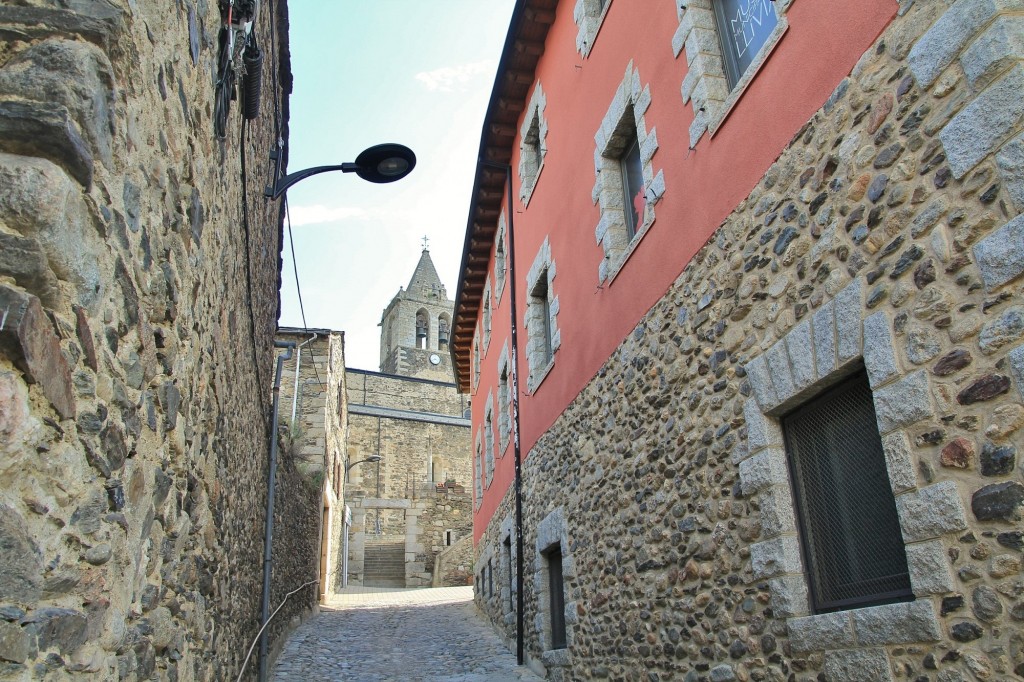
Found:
[363,578,406,588]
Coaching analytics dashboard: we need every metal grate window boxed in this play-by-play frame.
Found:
[782,370,913,613]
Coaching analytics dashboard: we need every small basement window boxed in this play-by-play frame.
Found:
[782,370,913,613]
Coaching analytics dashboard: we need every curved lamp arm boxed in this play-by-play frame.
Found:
[264,143,415,200]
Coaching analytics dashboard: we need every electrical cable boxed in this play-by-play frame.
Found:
[282,198,326,390]
[235,579,319,682]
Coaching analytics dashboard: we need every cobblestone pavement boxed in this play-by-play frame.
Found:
[271,586,541,681]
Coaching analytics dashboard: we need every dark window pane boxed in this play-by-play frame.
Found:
[533,273,553,365]
[620,135,644,239]
[714,0,779,87]
[783,370,913,613]
[546,546,566,649]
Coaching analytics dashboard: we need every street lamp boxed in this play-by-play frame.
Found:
[264,143,416,200]
[344,455,382,481]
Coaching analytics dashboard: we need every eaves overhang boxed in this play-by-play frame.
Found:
[450,0,558,392]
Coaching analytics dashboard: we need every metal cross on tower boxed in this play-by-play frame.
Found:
[421,235,429,250]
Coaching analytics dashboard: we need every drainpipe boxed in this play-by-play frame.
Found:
[258,340,295,682]
[290,332,318,426]
[482,159,525,666]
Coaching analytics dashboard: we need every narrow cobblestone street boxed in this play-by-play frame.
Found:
[272,587,541,681]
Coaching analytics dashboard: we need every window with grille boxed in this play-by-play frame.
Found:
[782,370,913,613]
[545,545,567,649]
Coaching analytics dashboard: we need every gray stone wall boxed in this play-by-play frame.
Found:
[346,369,472,499]
[274,329,348,599]
[345,491,472,588]
[0,1,316,679]
[476,1,1024,679]
[434,534,475,588]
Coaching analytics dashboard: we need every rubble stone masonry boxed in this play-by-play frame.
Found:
[0,1,318,680]
[476,1,1024,680]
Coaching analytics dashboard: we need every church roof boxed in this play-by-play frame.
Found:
[406,248,447,300]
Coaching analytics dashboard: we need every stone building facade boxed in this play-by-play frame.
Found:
[344,249,473,587]
[274,328,348,600]
[455,0,1024,680]
[379,248,458,383]
[0,1,321,679]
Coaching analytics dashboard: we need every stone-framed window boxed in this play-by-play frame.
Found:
[738,278,964,672]
[573,0,612,57]
[524,238,560,393]
[482,277,493,354]
[484,390,495,488]
[503,535,514,614]
[593,61,666,284]
[672,0,792,147]
[783,369,912,613]
[497,341,511,453]
[495,212,508,303]
[500,515,517,626]
[534,508,576,668]
[518,82,548,206]
[474,430,483,510]
[472,325,481,391]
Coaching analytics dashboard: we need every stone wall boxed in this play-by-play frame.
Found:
[475,1,1024,680]
[0,0,318,679]
[323,333,349,597]
[434,534,475,588]
[345,369,472,505]
[417,491,473,581]
[346,491,473,588]
[274,328,348,599]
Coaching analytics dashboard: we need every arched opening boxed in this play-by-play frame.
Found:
[415,309,429,349]
[437,313,451,349]
[431,455,446,483]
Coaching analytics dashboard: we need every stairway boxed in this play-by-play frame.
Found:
[363,541,406,587]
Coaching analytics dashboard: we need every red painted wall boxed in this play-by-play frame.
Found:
[473,0,897,540]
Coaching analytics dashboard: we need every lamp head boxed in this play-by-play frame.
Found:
[352,144,416,184]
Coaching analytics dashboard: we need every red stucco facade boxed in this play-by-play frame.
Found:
[458,0,897,541]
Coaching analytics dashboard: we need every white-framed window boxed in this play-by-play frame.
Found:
[524,238,560,393]
[518,83,548,206]
[592,61,665,284]
[672,0,792,146]
[573,0,613,57]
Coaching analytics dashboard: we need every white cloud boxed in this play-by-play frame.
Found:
[285,204,367,227]
[415,59,494,92]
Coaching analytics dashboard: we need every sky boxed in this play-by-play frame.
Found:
[279,1,516,371]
